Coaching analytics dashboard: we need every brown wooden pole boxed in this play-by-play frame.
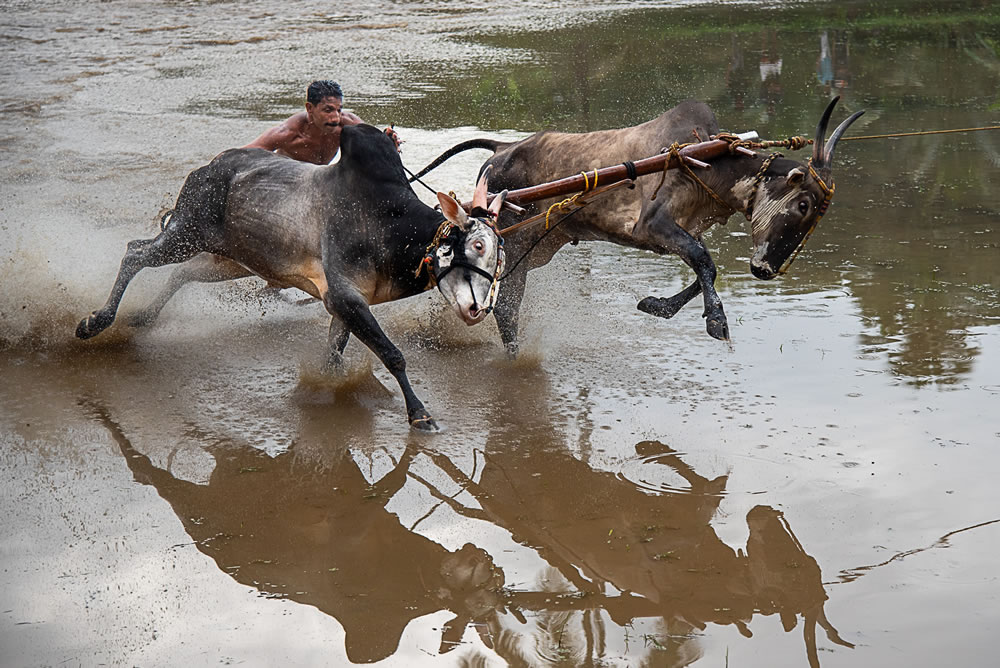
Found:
[498,138,747,207]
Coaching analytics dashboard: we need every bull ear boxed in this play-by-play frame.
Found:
[471,165,492,211]
[487,189,508,218]
[437,192,469,228]
[786,167,806,187]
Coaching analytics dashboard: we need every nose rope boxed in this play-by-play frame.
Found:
[467,275,481,313]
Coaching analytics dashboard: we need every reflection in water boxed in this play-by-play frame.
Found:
[87,375,852,666]
[86,402,504,663]
[758,29,783,121]
[816,30,850,101]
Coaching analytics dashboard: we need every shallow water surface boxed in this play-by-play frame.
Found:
[2,1,999,666]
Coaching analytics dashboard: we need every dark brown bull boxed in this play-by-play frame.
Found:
[412,98,863,353]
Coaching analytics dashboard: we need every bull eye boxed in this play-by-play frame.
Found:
[798,200,810,215]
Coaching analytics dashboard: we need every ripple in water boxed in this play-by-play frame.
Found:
[616,450,727,497]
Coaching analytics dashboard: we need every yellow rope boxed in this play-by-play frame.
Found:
[544,170,600,228]
[545,194,582,229]
[578,169,600,192]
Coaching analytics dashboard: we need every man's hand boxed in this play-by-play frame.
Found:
[384,125,402,153]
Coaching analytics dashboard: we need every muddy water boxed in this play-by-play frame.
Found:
[2,1,999,666]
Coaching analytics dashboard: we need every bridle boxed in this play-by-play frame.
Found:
[741,152,837,275]
[415,213,506,314]
[776,157,836,274]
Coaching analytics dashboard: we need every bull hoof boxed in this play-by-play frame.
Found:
[637,296,684,320]
[705,315,730,342]
[75,313,109,339]
[410,414,440,432]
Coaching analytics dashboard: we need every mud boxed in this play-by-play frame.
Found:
[2,1,999,666]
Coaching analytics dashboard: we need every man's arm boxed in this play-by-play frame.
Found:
[243,121,298,151]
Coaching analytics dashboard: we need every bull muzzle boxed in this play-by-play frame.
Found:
[750,246,778,280]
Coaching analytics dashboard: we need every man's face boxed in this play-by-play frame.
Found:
[306,96,343,132]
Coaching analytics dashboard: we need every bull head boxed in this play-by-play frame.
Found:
[433,169,507,325]
[749,97,864,279]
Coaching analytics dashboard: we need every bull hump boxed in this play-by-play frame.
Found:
[339,124,398,168]
[534,130,652,170]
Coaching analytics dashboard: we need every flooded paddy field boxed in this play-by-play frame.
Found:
[2,1,999,665]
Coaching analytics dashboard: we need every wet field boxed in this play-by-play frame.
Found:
[2,1,999,666]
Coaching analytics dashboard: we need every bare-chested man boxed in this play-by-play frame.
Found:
[244,80,398,164]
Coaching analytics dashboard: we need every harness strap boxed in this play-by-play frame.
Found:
[678,155,736,213]
[650,142,690,201]
[414,219,455,288]
[434,260,496,284]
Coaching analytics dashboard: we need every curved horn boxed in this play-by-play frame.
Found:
[812,96,840,165]
[821,109,865,167]
[472,164,492,211]
[487,189,508,218]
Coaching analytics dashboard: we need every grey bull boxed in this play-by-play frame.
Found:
[412,97,863,353]
[76,124,508,431]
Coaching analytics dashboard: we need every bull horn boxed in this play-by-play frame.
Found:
[821,109,865,168]
[471,165,492,212]
[811,96,840,166]
[488,189,508,216]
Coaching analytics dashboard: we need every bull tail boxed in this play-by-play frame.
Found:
[408,138,507,182]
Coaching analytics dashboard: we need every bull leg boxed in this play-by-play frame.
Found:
[637,278,701,320]
[129,253,252,328]
[324,315,351,370]
[492,267,527,356]
[324,289,437,431]
[491,231,564,356]
[76,228,205,339]
[635,212,729,341]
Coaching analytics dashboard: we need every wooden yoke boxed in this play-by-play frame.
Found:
[497,136,757,208]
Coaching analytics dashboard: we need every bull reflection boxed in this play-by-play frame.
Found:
[88,404,504,664]
[88,368,851,666]
[422,436,851,666]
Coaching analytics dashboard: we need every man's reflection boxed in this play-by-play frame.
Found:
[759,29,784,120]
[817,30,850,100]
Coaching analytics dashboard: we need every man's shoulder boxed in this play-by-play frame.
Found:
[284,111,310,130]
